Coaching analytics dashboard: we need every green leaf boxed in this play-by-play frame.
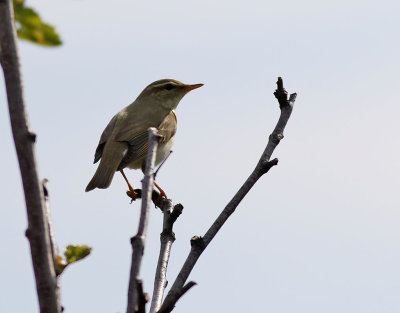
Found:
[13,0,62,46]
[55,255,68,276]
[64,245,92,264]
[54,245,92,276]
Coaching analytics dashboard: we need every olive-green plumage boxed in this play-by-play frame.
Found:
[85,79,203,192]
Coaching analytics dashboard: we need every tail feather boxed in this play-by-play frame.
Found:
[85,161,117,192]
[85,142,126,192]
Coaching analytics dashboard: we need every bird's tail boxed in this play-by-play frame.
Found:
[85,143,125,192]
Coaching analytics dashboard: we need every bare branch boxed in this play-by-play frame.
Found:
[126,127,161,313]
[160,77,297,311]
[157,281,197,313]
[42,180,59,262]
[137,280,150,313]
[150,200,184,313]
[0,1,59,312]
[42,179,62,311]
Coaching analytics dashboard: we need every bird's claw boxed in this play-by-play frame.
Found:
[126,190,139,203]
[155,190,167,203]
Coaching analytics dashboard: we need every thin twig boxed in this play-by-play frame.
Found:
[154,151,173,179]
[157,282,197,313]
[0,1,59,312]
[159,77,297,312]
[126,127,161,313]
[150,200,184,313]
[42,179,62,311]
[42,179,59,261]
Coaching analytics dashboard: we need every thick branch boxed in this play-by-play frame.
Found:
[126,128,161,313]
[0,1,59,312]
[160,77,297,312]
[150,200,184,313]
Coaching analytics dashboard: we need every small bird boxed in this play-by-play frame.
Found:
[85,79,203,199]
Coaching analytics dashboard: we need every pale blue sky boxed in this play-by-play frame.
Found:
[1,0,400,312]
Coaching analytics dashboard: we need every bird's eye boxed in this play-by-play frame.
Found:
[164,83,174,90]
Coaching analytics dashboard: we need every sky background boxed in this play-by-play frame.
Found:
[1,0,400,312]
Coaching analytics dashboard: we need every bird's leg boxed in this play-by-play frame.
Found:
[139,152,172,201]
[154,181,167,199]
[152,152,171,200]
[120,169,138,200]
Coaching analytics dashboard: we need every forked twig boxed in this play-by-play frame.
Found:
[158,77,297,312]
[150,200,184,313]
[126,128,161,313]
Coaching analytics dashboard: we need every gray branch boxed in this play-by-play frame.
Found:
[158,77,297,313]
[0,1,60,312]
[150,201,184,313]
[42,180,59,263]
[42,180,62,311]
[126,127,161,313]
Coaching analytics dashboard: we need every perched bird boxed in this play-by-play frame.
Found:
[85,79,203,199]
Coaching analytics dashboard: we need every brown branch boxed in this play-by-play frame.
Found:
[150,200,184,313]
[0,1,60,312]
[159,77,297,312]
[126,128,161,313]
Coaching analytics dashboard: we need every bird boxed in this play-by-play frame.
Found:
[85,79,203,199]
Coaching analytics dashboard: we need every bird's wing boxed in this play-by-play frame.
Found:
[157,110,177,143]
[117,110,177,170]
[93,114,118,164]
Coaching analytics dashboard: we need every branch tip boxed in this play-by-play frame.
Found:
[182,281,197,293]
[174,203,184,211]
[42,178,49,197]
[274,77,295,108]
[277,76,284,89]
[130,234,143,245]
[259,158,278,175]
[25,228,31,239]
[190,236,205,249]
[170,204,183,222]
[27,131,37,142]
[270,158,279,166]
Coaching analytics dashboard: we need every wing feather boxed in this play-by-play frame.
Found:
[117,111,177,170]
[93,114,118,163]
[158,110,177,143]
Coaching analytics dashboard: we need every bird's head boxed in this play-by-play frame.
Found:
[137,79,203,110]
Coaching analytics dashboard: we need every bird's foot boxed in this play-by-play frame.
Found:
[126,189,140,203]
[154,182,168,202]
[155,190,167,203]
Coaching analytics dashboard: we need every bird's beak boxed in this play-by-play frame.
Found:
[184,83,204,92]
